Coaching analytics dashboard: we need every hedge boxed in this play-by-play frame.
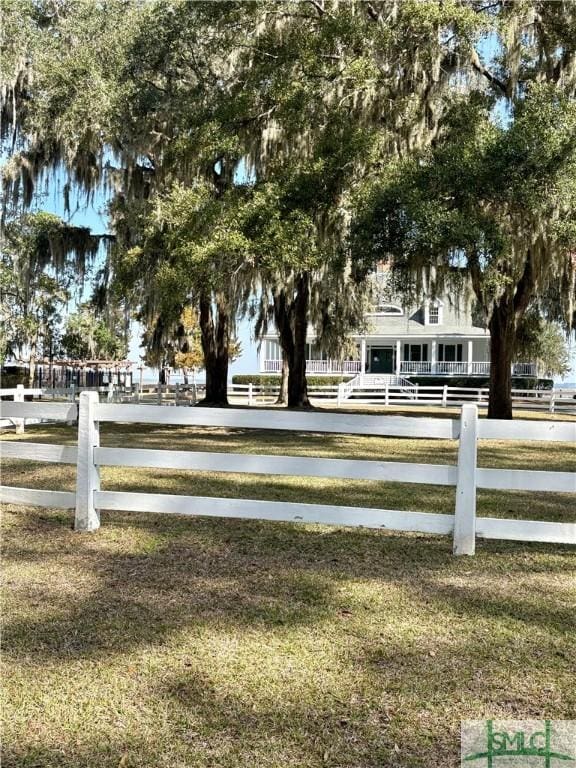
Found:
[232,374,354,387]
[407,375,553,390]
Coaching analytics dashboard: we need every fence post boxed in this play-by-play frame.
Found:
[549,388,555,414]
[74,391,100,532]
[248,383,254,406]
[442,385,448,408]
[384,382,389,406]
[453,404,478,556]
[14,384,25,434]
[66,383,77,426]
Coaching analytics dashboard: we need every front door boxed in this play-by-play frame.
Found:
[370,347,393,373]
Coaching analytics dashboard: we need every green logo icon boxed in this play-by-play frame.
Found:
[462,720,576,767]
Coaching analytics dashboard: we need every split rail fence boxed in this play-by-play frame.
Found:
[1,392,575,555]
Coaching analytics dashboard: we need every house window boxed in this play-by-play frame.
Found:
[438,344,463,362]
[403,344,428,362]
[424,300,443,325]
[307,343,327,361]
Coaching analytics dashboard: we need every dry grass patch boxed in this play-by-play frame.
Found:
[2,504,575,768]
[1,415,574,765]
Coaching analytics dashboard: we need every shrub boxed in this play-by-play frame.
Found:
[231,374,353,387]
[407,376,553,389]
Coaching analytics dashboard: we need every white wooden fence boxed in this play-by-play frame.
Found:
[230,382,575,413]
[1,392,574,555]
[3,382,575,413]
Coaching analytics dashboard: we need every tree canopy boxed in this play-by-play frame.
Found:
[2,1,575,413]
[0,211,103,383]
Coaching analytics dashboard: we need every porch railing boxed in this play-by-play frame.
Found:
[263,359,538,376]
[400,362,432,374]
[435,362,469,375]
[512,363,537,376]
[263,359,361,374]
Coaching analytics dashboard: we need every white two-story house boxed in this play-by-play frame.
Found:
[259,271,536,379]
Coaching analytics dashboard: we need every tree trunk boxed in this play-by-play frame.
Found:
[289,273,311,408]
[199,294,229,406]
[28,338,37,388]
[488,299,516,420]
[471,251,535,421]
[276,355,289,405]
[272,274,311,409]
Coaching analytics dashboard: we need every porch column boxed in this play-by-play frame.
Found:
[467,340,473,375]
[360,337,367,373]
[431,340,437,374]
[395,340,401,376]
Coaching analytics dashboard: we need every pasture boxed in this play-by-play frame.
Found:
[1,414,575,767]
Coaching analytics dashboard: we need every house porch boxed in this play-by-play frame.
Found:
[260,337,537,377]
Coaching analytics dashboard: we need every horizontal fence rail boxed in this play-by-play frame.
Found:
[94,446,459,485]
[1,400,78,422]
[94,491,456,535]
[0,392,574,555]
[94,403,460,438]
[0,442,78,463]
[1,486,76,508]
[477,419,575,442]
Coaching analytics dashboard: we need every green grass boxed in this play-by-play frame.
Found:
[1,414,575,767]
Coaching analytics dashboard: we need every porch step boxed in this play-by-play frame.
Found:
[338,374,418,402]
[356,374,414,388]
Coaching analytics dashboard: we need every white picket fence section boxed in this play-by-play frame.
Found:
[1,393,575,554]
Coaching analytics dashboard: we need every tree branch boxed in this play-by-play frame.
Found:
[366,3,381,22]
[513,252,535,318]
[470,48,508,96]
[468,252,486,309]
[308,0,326,17]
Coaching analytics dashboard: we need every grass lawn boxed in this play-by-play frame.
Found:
[1,411,575,767]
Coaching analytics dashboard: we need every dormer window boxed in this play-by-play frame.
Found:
[424,300,443,325]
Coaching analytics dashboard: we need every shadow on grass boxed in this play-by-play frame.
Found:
[3,508,575,664]
[3,507,576,768]
[1,682,395,768]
